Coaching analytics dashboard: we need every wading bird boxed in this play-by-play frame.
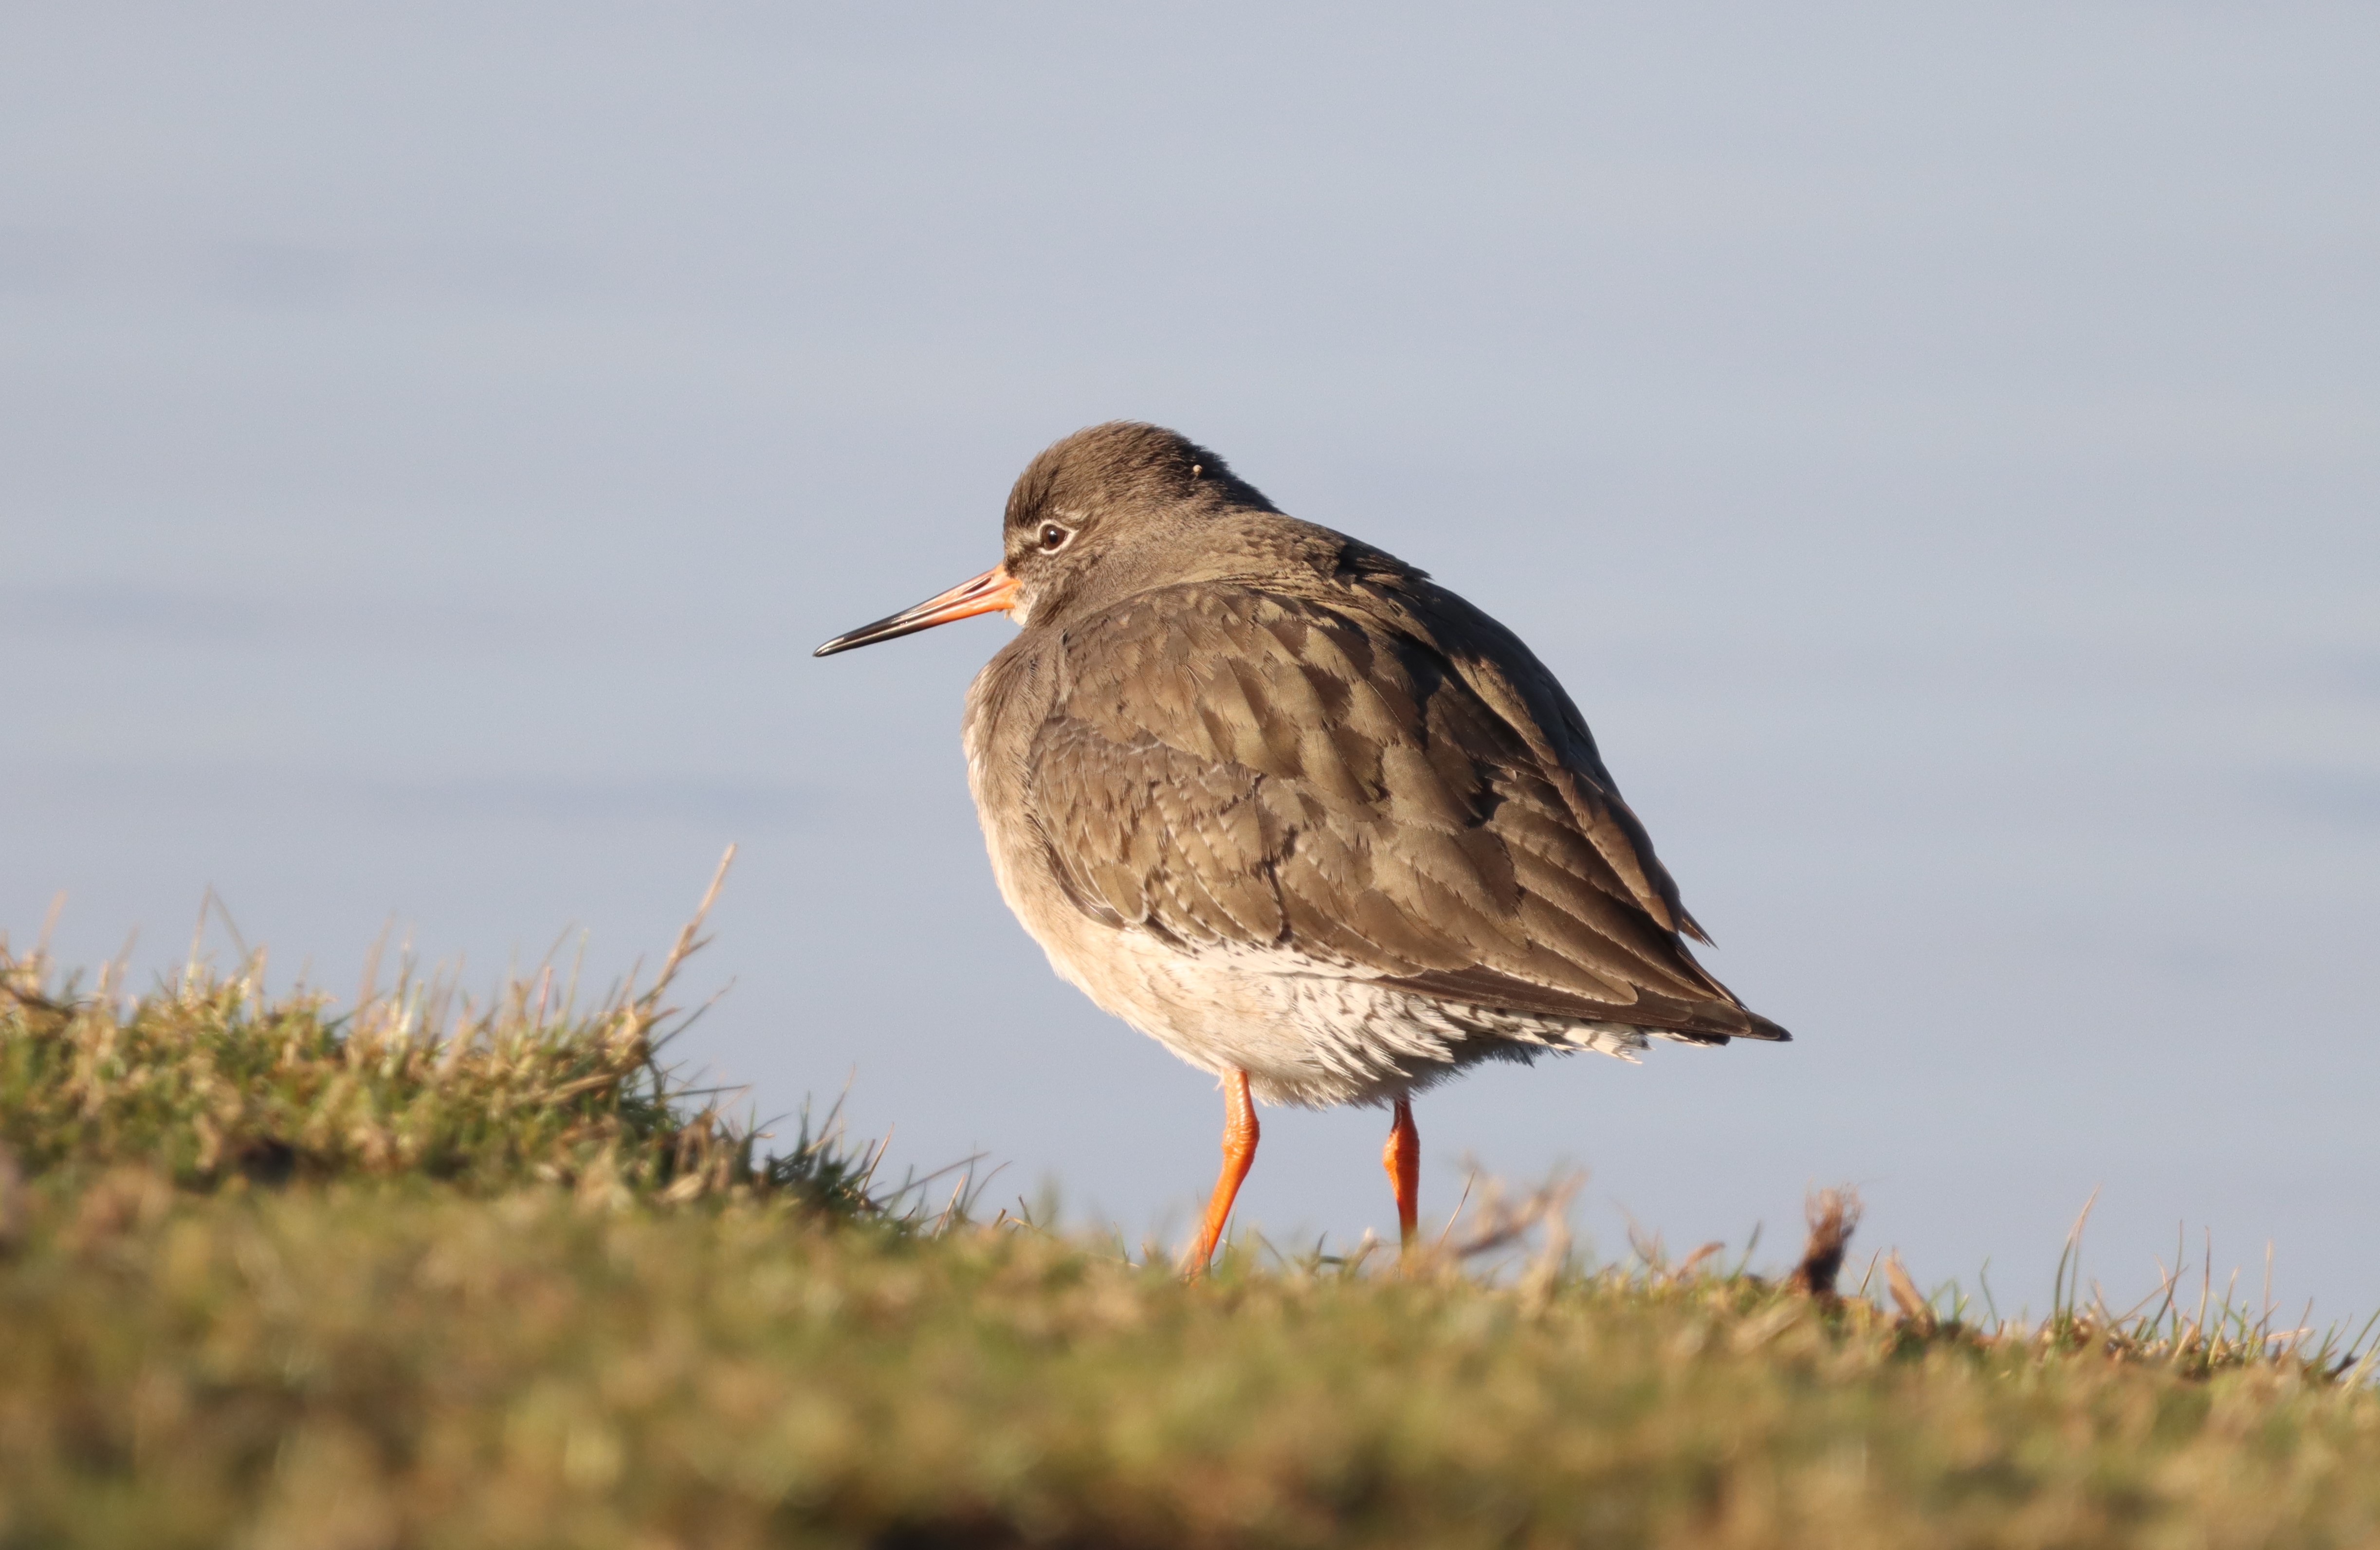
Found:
[817,423,1787,1271]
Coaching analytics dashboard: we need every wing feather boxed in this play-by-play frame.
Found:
[1022,584,1785,1042]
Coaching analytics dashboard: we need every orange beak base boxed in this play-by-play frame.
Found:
[813,565,1020,657]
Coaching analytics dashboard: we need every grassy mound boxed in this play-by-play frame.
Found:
[4,1179,2378,1548]
[3,916,2377,1548]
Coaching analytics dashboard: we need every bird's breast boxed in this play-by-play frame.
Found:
[962,640,1097,973]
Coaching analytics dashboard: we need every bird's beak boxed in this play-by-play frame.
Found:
[813,564,1021,657]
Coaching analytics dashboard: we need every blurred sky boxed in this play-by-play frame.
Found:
[5,4,2377,1318]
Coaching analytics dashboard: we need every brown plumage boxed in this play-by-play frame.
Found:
[818,421,1787,1268]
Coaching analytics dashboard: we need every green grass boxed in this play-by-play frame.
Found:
[4,912,2379,1549]
[0,875,875,1215]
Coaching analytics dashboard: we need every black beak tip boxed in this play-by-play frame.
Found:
[813,621,899,658]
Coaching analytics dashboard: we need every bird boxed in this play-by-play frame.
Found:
[816,422,1787,1271]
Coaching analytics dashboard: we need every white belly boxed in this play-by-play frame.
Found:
[1000,883,1651,1110]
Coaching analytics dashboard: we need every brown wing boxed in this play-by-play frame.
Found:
[1023,584,1787,1043]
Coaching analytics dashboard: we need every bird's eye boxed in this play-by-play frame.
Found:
[1038,523,1072,552]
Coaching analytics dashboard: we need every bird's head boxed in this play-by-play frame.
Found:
[814,421,1280,657]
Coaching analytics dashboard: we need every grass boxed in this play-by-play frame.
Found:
[0,861,876,1216]
[3,886,2378,1547]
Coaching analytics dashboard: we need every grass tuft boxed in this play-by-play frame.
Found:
[0,853,880,1215]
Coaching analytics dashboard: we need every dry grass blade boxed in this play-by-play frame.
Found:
[1789,1186,1862,1298]
[0,943,77,1019]
[635,844,737,1031]
[1401,1167,1583,1281]
[1885,1252,1937,1332]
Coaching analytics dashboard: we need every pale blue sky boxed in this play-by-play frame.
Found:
[5,4,2376,1317]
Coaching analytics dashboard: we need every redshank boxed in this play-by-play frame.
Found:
[817,422,1788,1270]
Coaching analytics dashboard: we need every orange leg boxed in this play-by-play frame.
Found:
[1383,1098,1420,1249]
[1188,1068,1259,1276]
